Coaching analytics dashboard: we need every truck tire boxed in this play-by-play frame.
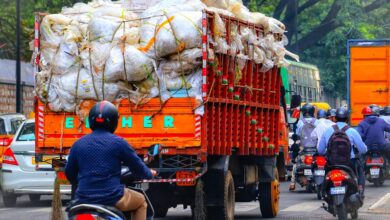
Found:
[259,170,279,218]
[2,193,17,207]
[207,171,235,220]
[193,179,207,220]
[154,205,169,218]
[29,194,41,203]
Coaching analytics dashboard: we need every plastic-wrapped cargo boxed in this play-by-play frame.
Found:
[35,0,296,113]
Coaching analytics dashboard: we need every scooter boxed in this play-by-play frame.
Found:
[312,155,327,200]
[66,144,162,220]
[322,165,363,220]
[295,146,317,192]
[365,149,389,186]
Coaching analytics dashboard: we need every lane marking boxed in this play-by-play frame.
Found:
[0,208,10,211]
[281,202,321,212]
[25,207,51,213]
[235,203,259,212]
[368,193,390,211]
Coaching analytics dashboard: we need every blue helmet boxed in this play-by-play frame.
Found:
[317,109,327,119]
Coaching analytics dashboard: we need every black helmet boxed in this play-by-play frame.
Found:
[89,101,119,133]
[383,106,390,116]
[335,107,349,122]
[301,103,315,118]
[317,109,327,119]
[327,109,336,117]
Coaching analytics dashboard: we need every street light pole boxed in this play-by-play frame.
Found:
[16,0,22,113]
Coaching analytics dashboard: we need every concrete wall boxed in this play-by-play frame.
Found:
[0,83,34,116]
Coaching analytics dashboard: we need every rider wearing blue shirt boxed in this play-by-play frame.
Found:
[65,101,154,220]
[318,107,367,196]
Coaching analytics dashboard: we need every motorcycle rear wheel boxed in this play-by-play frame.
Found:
[373,179,384,186]
[350,209,358,219]
[336,204,347,220]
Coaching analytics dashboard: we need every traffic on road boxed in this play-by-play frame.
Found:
[1,0,390,220]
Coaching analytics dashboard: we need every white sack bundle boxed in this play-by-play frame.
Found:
[139,11,203,59]
[159,48,202,75]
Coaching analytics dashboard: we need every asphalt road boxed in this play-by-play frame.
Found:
[1,181,390,220]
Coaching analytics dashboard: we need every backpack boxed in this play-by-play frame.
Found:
[327,125,352,166]
[300,118,317,147]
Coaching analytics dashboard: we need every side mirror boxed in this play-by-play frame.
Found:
[290,95,302,109]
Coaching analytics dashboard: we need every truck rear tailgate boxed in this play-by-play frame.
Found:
[35,98,201,155]
[348,40,390,126]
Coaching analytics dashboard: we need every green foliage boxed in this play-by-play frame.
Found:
[0,0,88,60]
[244,0,390,99]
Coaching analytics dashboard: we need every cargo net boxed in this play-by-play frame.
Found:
[33,0,298,115]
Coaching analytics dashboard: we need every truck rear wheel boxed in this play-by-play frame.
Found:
[193,179,206,220]
[207,171,235,220]
[259,170,279,218]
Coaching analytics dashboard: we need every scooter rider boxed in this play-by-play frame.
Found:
[379,106,390,142]
[65,101,156,220]
[327,109,337,123]
[290,103,318,191]
[311,109,335,149]
[357,105,390,164]
[318,107,367,197]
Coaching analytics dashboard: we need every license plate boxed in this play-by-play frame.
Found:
[370,168,380,176]
[304,169,312,176]
[314,169,325,176]
[330,187,346,195]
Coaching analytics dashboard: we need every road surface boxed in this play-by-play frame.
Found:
[1,181,390,219]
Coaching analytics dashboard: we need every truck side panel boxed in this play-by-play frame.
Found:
[347,40,390,126]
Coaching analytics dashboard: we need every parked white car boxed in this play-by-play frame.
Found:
[0,119,71,207]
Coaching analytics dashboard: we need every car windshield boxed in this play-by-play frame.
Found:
[0,118,6,135]
[16,122,35,141]
[10,118,25,135]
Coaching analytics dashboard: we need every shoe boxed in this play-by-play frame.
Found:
[289,183,296,191]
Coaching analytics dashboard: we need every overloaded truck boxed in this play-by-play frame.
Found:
[33,1,293,219]
[348,39,390,126]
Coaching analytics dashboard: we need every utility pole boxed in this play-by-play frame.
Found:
[16,0,22,113]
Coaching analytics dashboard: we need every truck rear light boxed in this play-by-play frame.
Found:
[316,156,327,167]
[304,155,313,165]
[3,147,18,166]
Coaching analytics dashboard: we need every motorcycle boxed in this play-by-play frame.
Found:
[66,144,162,220]
[295,146,317,192]
[365,149,389,186]
[322,165,363,220]
[312,155,327,200]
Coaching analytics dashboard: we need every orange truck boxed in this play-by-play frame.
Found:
[34,11,290,219]
[348,39,390,126]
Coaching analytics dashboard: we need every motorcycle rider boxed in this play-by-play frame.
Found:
[327,109,337,123]
[318,107,367,197]
[289,103,318,191]
[357,105,390,164]
[379,106,390,142]
[65,101,156,220]
[311,109,335,149]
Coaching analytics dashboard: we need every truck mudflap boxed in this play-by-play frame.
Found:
[257,156,277,182]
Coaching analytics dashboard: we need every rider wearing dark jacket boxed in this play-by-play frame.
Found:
[65,101,153,220]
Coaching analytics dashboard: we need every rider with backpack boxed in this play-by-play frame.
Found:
[289,103,319,191]
[311,109,335,149]
[318,107,367,196]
